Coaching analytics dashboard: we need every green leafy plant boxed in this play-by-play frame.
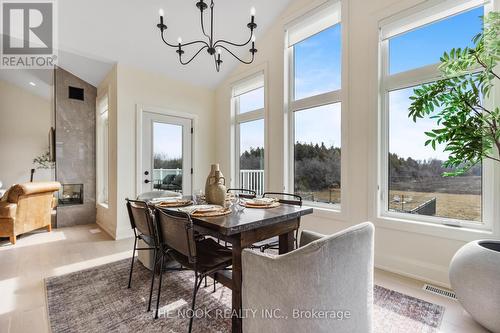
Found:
[408,11,500,176]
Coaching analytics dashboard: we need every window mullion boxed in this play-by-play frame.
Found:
[384,64,442,91]
[291,90,341,112]
[237,108,264,123]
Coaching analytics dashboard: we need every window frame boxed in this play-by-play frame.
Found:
[231,70,267,194]
[96,93,109,206]
[284,1,346,212]
[378,1,495,230]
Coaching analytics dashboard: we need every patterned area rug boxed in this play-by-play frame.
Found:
[45,259,444,333]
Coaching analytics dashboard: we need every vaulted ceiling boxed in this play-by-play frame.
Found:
[56,0,293,88]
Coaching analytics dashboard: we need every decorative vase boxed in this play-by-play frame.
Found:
[205,164,226,206]
[449,240,500,333]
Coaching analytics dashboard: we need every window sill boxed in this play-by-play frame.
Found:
[374,214,494,242]
[303,202,346,220]
[97,202,109,209]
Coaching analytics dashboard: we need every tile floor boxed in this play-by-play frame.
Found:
[0,224,490,333]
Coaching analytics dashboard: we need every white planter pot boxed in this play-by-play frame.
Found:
[449,240,500,333]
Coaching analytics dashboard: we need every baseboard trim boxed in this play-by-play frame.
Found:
[115,227,134,240]
[96,220,116,239]
[375,253,451,289]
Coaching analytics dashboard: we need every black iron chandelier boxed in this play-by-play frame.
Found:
[156,0,257,72]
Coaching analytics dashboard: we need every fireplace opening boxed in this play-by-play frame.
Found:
[59,184,84,206]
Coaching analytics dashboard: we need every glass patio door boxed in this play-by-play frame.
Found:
[141,112,192,195]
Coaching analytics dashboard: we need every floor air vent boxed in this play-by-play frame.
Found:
[423,284,457,300]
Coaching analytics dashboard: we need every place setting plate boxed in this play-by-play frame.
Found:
[178,204,232,217]
[239,198,280,209]
[151,198,193,208]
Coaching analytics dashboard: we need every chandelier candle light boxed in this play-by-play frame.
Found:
[157,1,258,72]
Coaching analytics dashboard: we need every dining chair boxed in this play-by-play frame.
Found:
[137,190,182,201]
[226,188,257,199]
[242,222,375,333]
[254,192,302,252]
[154,208,233,332]
[125,199,160,312]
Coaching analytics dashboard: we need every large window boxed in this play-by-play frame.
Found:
[380,3,490,225]
[232,74,265,195]
[286,2,342,208]
[96,95,109,205]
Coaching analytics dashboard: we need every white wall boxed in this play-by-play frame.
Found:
[98,64,216,239]
[215,0,500,287]
[96,66,118,238]
[0,80,53,189]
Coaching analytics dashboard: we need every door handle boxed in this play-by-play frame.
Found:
[144,179,150,184]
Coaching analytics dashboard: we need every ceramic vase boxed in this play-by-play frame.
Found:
[449,240,500,333]
[205,164,226,206]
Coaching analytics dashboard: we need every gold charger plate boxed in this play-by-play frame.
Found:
[191,207,232,217]
[240,201,280,209]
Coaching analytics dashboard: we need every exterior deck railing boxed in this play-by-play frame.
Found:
[153,168,265,195]
[239,169,264,195]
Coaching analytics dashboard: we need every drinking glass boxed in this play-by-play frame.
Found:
[193,189,204,205]
[230,194,239,209]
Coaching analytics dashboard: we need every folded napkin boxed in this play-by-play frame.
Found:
[150,197,183,204]
[178,205,222,214]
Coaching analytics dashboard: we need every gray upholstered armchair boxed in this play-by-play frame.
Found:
[241,222,374,333]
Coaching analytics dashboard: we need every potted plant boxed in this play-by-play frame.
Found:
[408,12,499,332]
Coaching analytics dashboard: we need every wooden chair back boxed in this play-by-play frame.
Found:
[226,188,257,199]
[126,199,157,242]
[155,209,197,263]
[262,192,302,206]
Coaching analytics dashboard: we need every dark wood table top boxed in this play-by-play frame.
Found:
[190,204,313,236]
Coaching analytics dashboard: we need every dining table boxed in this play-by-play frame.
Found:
[167,200,314,333]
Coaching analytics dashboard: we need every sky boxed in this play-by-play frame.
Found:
[239,87,264,113]
[295,103,341,149]
[389,87,449,160]
[291,24,343,151]
[153,122,183,160]
[289,6,482,161]
[240,118,264,154]
[389,7,483,75]
[389,6,483,160]
[294,24,341,100]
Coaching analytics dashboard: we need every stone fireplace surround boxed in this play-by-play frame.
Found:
[55,67,97,227]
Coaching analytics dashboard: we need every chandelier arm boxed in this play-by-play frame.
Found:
[181,40,210,48]
[213,31,253,48]
[161,29,209,49]
[179,45,209,65]
[160,30,178,48]
[218,45,255,65]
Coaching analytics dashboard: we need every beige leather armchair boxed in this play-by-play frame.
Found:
[0,182,61,244]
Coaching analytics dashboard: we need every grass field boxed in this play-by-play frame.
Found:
[297,188,481,222]
[296,190,341,205]
[389,190,481,222]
